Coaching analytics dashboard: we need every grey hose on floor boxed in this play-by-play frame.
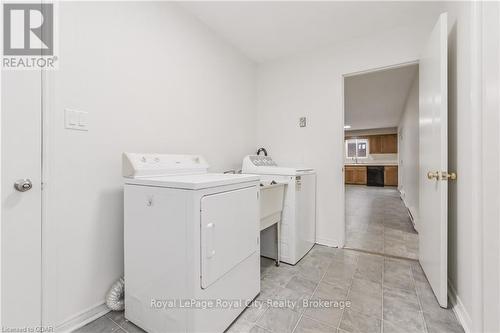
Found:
[106,277,125,311]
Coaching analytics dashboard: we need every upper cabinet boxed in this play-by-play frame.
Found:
[368,136,381,154]
[369,134,397,154]
[381,134,398,153]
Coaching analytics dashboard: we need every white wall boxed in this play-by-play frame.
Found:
[256,23,434,246]
[398,74,419,228]
[480,3,500,332]
[43,2,257,328]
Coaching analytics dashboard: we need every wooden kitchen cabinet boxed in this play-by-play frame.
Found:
[381,134,398,153]
[368,134,397,154]
[369,136,382,154]
[345,165,398,186]
[345,167,354,183]
[345,166,367,185]
[384,166,398,186]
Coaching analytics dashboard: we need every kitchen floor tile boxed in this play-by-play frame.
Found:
[345,185,418,260]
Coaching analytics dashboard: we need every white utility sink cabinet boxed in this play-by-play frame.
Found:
[259,182,285,266]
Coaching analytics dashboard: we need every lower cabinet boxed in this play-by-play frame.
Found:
[384,166,398,186]
[345,166,367,185]
[345,165,398,186]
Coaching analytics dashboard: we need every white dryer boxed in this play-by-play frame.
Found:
[123,153,260,333]
[242,155,316,265]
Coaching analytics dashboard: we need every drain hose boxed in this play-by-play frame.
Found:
[106,277,125,311]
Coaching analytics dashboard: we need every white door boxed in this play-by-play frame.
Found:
[419,12,449,307]
[200,187,258,289]
[1,69,43,326]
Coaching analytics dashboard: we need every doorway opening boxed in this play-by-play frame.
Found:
[342,62,420,260]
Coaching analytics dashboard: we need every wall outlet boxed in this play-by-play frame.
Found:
[299,117,307,127]
[65,109,88,131]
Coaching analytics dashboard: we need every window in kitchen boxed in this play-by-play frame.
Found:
[345,139,368,159]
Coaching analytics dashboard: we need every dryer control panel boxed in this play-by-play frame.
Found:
[123,153,209,178]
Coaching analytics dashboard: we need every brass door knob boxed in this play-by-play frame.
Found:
[441,171,457,181]
[427,171,440,180]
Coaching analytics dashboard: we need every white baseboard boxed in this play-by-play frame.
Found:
[448,280,472,333]
[55,302,110,333]
[315,238,339,248]
[399,191,418,232]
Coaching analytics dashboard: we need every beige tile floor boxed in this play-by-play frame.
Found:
[76,246,463,333]
[345,185,418,260]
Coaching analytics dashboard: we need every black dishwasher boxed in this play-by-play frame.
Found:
[367,166,384,187]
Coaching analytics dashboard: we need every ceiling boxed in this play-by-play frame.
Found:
[179,1,445,62]
[344,64,418,131]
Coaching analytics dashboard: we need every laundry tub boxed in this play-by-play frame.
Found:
[259,182,285,265]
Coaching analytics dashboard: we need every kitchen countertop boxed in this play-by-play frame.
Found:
[345,163,398,167]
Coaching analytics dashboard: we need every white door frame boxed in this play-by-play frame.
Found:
[340,60,419,249]
[466,2,484,332]
[41,68,51,327]
[470,1,499,332]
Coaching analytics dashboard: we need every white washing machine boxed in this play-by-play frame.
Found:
[242,155,316,265]
[123,153,260,333]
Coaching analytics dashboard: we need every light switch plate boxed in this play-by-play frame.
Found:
[299,117,307,127]
[65,109,88,131]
